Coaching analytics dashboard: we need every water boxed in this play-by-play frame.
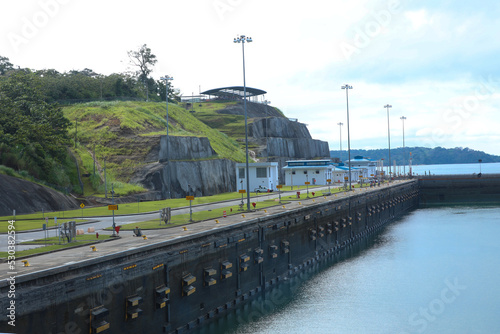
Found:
[197,205,500,334]
[406,162,500,176]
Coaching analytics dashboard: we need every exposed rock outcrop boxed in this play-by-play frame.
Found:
[159,136,216,161]
[0,174,79,216]
[266,137,329,159]
[218,101,284,118]
[249,117,311,139]
[131,159,236,199]
[133,103,329,199]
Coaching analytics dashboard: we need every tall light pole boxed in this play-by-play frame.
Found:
[234,34,252,210]
[263,99,271,162]
[384,104,392,179]
[160,75,174,199]
[341,85,353,191]
[400,116,406,176]
[337,122,343,162]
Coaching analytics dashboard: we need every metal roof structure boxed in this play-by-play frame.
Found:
[201,86,267,99]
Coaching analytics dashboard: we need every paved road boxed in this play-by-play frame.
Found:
[1,185,342,249]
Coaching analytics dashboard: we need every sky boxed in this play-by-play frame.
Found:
[2,0,500,157]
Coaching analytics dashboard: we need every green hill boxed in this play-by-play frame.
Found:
[63,100,250,196]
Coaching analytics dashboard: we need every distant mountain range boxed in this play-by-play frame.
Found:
[330,147,500,165]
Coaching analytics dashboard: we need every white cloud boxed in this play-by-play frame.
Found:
[2,0,500,155]
[405,9,429,30]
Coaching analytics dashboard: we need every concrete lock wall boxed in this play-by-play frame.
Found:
[418,173,500,205]
[0,182,419,334]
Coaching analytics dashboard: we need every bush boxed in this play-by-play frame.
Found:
[0,165,16,176]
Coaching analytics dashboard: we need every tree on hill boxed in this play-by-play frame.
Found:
[0,56,14,75]
[1,54,176,104]
[127,44,157,101]
[0,70,72,184]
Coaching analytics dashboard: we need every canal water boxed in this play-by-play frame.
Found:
[406,161,500,176]
[195,204,500,334]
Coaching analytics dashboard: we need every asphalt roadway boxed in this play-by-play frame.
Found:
[0,182,409,281]
[1,185,338,249]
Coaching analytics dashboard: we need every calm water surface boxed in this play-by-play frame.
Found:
[408,162,500,176]
[197,205,500,334]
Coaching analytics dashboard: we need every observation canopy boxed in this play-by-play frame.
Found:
[201,86,267,100]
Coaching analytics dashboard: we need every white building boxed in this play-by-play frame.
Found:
[235,162,279,192]
[345,156,378,179]
[283,160,333,187]
[331,165,361,183]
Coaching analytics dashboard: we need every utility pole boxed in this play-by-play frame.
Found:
[104,158,107,199]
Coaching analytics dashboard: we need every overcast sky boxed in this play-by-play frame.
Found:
[2,0,500,157]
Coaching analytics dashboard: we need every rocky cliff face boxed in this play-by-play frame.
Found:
[133,108,330,199]
[159,136,216,161]
[249,117,330,181]
[131,159,236,199]
[250,117,330,158]
[249,117,312,139]
[266,137,329,159]
[0,174,79,215]
[132,136,236,199]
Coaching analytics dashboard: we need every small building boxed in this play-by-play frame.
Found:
[331,165,361,183]
[283,160,333,187]
[235,162,279,192]
[345,156,378,179]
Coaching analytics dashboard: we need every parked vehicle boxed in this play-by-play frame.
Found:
[254,186,273,193]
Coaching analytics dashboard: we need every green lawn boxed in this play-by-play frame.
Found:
[0,234,113,259]
[109,199,288,230]
[19,234,111,245]
[0,219,86,234]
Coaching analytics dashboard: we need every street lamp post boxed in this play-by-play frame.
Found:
[400,116,406,176]
[341,85,353,191]
[111,183,116,237]
[234,34,253,211]
[337,122,343,162]
[263,99,271,162]
[384,104,392,179]
[160,75,174,199]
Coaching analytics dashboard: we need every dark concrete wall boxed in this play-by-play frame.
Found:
[0,182,419,334]
[418,173,500,205]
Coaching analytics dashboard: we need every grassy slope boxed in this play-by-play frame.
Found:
[63,101,247,196]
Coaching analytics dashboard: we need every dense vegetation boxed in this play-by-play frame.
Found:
[0,70,78,191]
[330,147,500,165]
[0,49,181,195]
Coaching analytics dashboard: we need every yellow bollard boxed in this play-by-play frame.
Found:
[21,260,30,267]
[143,235,148,240]
[90,246,97,252]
